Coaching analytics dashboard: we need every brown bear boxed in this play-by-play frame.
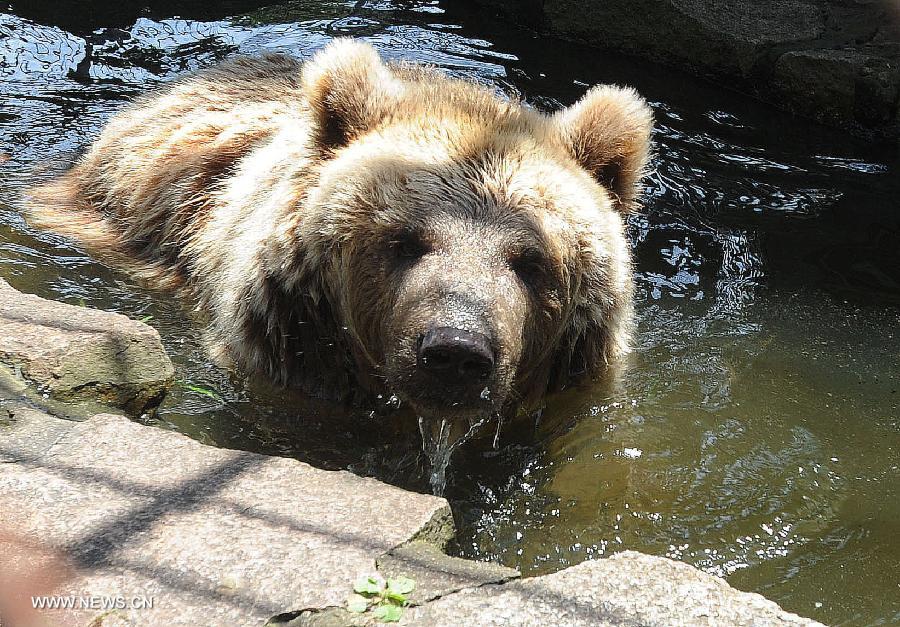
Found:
[27,39,653,436]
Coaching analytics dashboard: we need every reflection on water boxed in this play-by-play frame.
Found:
[1,1,898,625]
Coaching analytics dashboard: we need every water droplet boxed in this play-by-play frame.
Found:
[492,412,502,449]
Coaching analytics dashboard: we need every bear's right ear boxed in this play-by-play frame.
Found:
[301,39,403,150]
[554,85,653,212]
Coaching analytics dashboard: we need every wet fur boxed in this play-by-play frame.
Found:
[27,39,653,415]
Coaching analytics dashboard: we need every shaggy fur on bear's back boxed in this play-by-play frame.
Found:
[28,39,653,419]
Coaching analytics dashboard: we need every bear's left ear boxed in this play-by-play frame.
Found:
[554,85,653,212]
[301,38,403,150]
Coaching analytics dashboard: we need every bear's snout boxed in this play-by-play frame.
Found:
[383,285,514,419]
[417,326,495,383]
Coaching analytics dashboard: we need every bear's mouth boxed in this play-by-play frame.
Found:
[385,356,510,422]
[394,380,499,420]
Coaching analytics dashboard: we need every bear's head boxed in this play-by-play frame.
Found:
[287,40,652,426]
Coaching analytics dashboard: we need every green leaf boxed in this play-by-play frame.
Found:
[182,384,224,402]
[372,604,403,622]
[139,315,154,323]
[383,590,407,604]
[353,575,383,596]
[386,576,415,595]
[346,594,369,613]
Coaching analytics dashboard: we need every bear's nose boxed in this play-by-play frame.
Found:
[418,326,495,383]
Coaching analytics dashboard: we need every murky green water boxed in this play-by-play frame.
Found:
[1,2,898,624]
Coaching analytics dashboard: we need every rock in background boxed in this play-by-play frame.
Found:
[469,0,900,140]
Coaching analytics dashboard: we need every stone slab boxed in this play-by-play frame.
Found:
[0,412,451,626]
[0,404,80,462]
[401,551,824,626]
[377,540,519,604]
[0,279,174,414]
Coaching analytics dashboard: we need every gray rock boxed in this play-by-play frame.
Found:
[543,0,824,75]
[0,404,80,462]
[0,411,451,626]
[377,540,519,604]
[0,279,174,414]
[402,551,824,626]
[270,607,363,627]
[474,0,900,138]
[675,0,825,47]
[774,47,900,127]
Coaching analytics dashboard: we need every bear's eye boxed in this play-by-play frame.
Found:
[390,233,429,260]
[510,248,548,286]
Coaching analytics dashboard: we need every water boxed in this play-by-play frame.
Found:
[418,416,489,496]
[1,2,898,625]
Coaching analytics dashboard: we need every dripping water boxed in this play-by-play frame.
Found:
[418,415,493,496]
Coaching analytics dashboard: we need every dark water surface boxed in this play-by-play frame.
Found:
[2,2,898,624]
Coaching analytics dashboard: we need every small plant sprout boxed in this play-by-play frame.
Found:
[347,574,415,623]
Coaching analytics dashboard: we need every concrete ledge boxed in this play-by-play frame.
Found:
[0,410,824,626]
[0,279,174,415]
[402,551,821,626]
[0,410,451,626]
